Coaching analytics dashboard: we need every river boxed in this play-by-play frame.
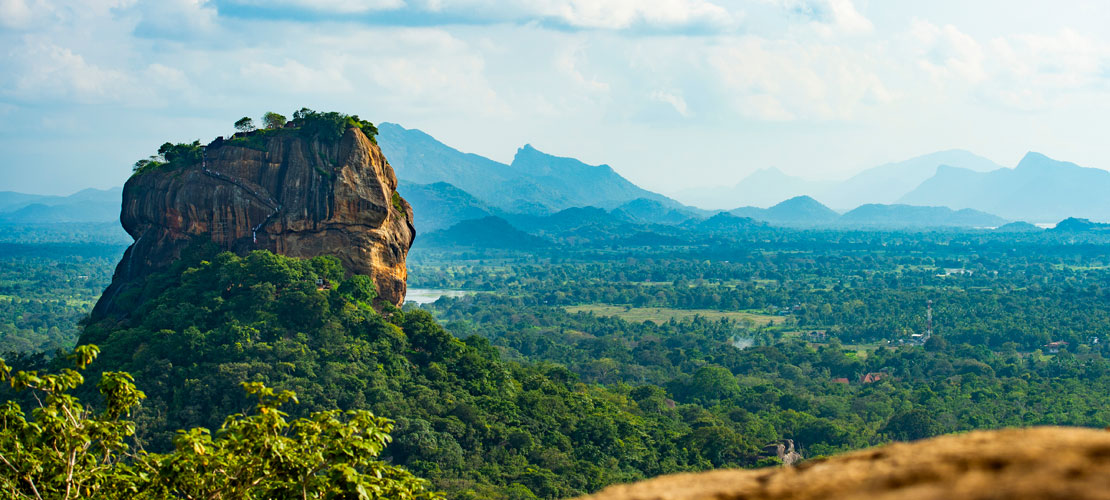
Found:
[404,288,474,305]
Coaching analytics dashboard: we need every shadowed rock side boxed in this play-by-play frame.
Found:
[577,427,1110,500]
[93,127,415,318]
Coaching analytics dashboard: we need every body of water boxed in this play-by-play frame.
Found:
[405,288,473,304]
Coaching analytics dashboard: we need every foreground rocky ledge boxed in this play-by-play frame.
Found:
[577,427,1110,500]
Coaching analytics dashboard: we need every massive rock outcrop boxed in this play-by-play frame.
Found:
[92,126,415,319]
[577,427,1110,500]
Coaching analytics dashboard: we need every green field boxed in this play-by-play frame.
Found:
[564,304,786,325]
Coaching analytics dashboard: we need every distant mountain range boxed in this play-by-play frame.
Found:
[0,187,121,223]
[13,127,1109,242]
[899,152,1110,223]
[380,125,1041,234]
[677,167,833,209]
[379,123,683,217]
[837,204,1007,229]
[676,150,1110,224]
[417,196,1014,250]
[674,150,1002,210]
[731,195,840,226]
[417,215,547,249]
[728,195,1006,229]
[397,181,496,233]
[819,150,1002,209]
[1050,217,1110,232]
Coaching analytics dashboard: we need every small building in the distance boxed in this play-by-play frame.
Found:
[1044,341,1069,354]
[860,372,887,384]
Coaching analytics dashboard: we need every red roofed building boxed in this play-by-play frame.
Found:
[860,372,887,384]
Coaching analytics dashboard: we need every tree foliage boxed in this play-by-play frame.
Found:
[0,345,441,499]
[132,141,203,174]
[291,108,378,144]
[262,112,287,130]
[77,249,760,498]
[234,117,256,133]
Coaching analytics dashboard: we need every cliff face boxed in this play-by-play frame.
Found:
[93,127,415,318]
[576,427,1110,500]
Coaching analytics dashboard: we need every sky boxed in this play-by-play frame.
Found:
[2,0,1110,196]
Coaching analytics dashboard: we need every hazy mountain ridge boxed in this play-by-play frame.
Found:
[838,204,1008,229]
[379,123,685,215]
[417,215,547,249]
[818,150,1002,209]
[672,150,1002,210]
[899,152,1110,222]
[0,187,122,223]
[11,132,1104,235]
[399,181,496,233]
[731,195,841,226]
[1050,217,1110,232]
[676,167,833,210]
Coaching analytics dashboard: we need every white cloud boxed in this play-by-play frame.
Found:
[128,0,219,38]
[2,40,131,103]
[219,0,737,31]
[557,44,610,93]
[341,28,513,117]
[910,20,986,84]
[906,22,1110,111]
[708,36,891,121]
[240,58,355,94]
[991,29,1106,89]
[227,0,404,14]
[0,0,55,29]
[650,89,690,116]
[1,0,35,28]
[408,0,737,31]
[529,0,735,30]
[768,0,872,36]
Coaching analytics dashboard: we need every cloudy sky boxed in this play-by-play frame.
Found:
[2,0,1109,195]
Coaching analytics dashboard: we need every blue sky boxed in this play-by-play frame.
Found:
[2,0,1109,195]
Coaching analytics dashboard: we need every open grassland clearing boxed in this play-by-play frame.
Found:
[564,304,786,325]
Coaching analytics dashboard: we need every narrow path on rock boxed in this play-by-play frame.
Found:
[202,146,283,243]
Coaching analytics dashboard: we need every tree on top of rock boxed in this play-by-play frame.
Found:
[262,112,287,130]
[234,116,256,133]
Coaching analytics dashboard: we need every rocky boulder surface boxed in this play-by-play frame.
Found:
[577,427,1110,500]
[93,126,414,318]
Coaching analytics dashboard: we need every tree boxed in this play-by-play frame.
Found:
[338,275,378,304]
[881,409,940,441]
[262,112,287,130]
[234,117,256,133]
[0,345,443,500]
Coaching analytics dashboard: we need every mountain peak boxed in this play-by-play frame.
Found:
[1018,151,1052,164]
[765,195,839,223]
[773,195,821,207]
[1016,151,1066,171]
[511,144,617,176]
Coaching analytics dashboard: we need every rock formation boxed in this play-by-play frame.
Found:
[92,125,415,318]
[762,439,803,466]
[577,427,1110,500]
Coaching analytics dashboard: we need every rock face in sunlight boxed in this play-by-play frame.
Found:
[92,127,415,318]
[576,427,1110,500]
